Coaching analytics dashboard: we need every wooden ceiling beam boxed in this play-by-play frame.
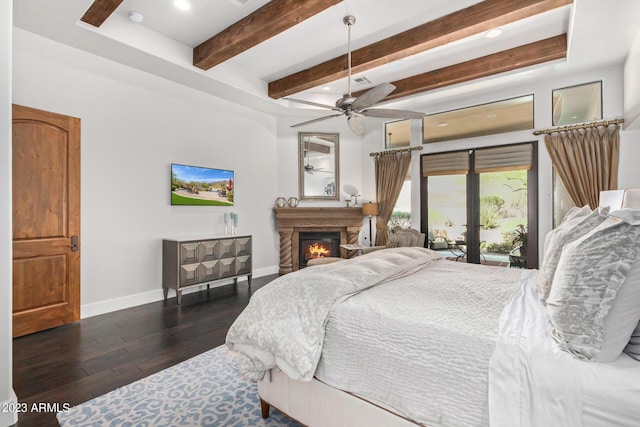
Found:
[194,0,342,70]
[361,34,567,102]
[80,0,123,27]
[268,0,572,99]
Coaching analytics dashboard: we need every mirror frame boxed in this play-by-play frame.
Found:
[298,132,340,201]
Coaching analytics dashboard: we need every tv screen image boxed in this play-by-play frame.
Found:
[171,163,234,206]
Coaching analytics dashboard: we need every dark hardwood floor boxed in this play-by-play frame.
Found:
[11,275,275,427]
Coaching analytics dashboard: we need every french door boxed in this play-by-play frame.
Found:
[420,142,538,268]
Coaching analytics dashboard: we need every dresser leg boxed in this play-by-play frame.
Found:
[162,287,169,301]
[176,290,182,305]
[247,274,252,290]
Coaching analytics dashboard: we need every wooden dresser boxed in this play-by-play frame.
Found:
[162,235,252,304]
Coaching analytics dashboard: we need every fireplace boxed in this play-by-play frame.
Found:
[274,207,363,275]
[298,231,340,268]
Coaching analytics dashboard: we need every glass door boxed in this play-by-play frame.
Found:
[421,143,537,267]
[426,174,468,261]
[478,170,528,266]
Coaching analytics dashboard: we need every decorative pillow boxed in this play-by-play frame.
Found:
[387,232,413,247]
[625,322,640,361]
[537,206,609,304]
[546,209,640,362]
[388,227,425,247]
[560,205,592,224]
[622,188,640,210]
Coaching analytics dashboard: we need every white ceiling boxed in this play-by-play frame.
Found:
[12,0,640,118]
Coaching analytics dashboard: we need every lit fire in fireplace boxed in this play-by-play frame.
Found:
[305,242,331,260]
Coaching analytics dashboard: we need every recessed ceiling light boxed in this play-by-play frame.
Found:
[322,86,331,91]
[174,0,192,11]
[128,11,144,23]
[437,122,449,127]
[485,28,503,38]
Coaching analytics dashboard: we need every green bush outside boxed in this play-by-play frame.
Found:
[480,195,505,229]
[388,211,411,229]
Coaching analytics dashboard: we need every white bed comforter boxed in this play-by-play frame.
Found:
[316,258,523,427]
[226,247,442,381]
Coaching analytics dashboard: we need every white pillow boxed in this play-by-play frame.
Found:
[547,209,640,362]
[537,206,609,304]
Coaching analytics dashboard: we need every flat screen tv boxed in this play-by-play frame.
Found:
[171,163,234,206]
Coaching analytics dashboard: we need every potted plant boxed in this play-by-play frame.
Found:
[512,224,528,256]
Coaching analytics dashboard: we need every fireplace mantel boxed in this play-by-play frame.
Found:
[274,207,363,275]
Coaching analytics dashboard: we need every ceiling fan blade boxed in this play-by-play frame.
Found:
[362,108,425,119]
[291,113,343,128]
[284,98,341,111]
[352,83,396,109]
[348,115,366,136]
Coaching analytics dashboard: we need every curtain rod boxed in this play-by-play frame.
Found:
[533,118,624,135]
[369,145,423,157]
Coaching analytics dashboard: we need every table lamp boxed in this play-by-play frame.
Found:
[362,202,379,247]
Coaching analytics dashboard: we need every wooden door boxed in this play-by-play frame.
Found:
[12,104,81,337]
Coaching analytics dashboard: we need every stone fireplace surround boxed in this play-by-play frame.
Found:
[274,207,363,275]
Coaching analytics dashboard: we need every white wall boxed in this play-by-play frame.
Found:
[358,63,639,260]
[277,116,364,208]
[624,30,640,130]
[12,29,280,315]
[0,4,16,427]
[622,29,640,164]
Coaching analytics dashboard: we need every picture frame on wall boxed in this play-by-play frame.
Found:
[170,163,234,206]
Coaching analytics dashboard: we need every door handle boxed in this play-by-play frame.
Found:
[70,235,79,252]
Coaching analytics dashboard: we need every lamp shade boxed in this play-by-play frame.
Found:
[362,202,379,216]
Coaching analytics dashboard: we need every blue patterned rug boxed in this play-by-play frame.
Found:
[57,346,300,427]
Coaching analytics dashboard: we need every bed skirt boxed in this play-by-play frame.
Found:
[258,368,419,427]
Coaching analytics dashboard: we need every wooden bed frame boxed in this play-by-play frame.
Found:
[258,368,419,427]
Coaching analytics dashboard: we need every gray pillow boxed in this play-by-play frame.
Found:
[547,209,640,361]
[560,205,592,224]
[389,227,425,247]
[537,207,609,304]
[388,231,413,247]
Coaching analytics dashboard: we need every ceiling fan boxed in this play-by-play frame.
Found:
[286,15,424,136]
[303,149,331,174]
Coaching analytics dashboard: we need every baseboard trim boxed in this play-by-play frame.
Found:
[80,265,279,319]
[0,390,18,426]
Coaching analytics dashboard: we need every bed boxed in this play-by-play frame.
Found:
[226,203,640,426]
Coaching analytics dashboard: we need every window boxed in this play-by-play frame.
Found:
[552,81,602,126]
[385,119,411,149]
[423,95,534,143]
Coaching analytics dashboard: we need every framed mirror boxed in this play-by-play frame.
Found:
[299,132,340,201]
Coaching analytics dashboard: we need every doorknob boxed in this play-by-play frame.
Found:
[70,235,79,252]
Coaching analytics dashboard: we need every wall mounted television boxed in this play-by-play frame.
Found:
[171,163,234,206]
